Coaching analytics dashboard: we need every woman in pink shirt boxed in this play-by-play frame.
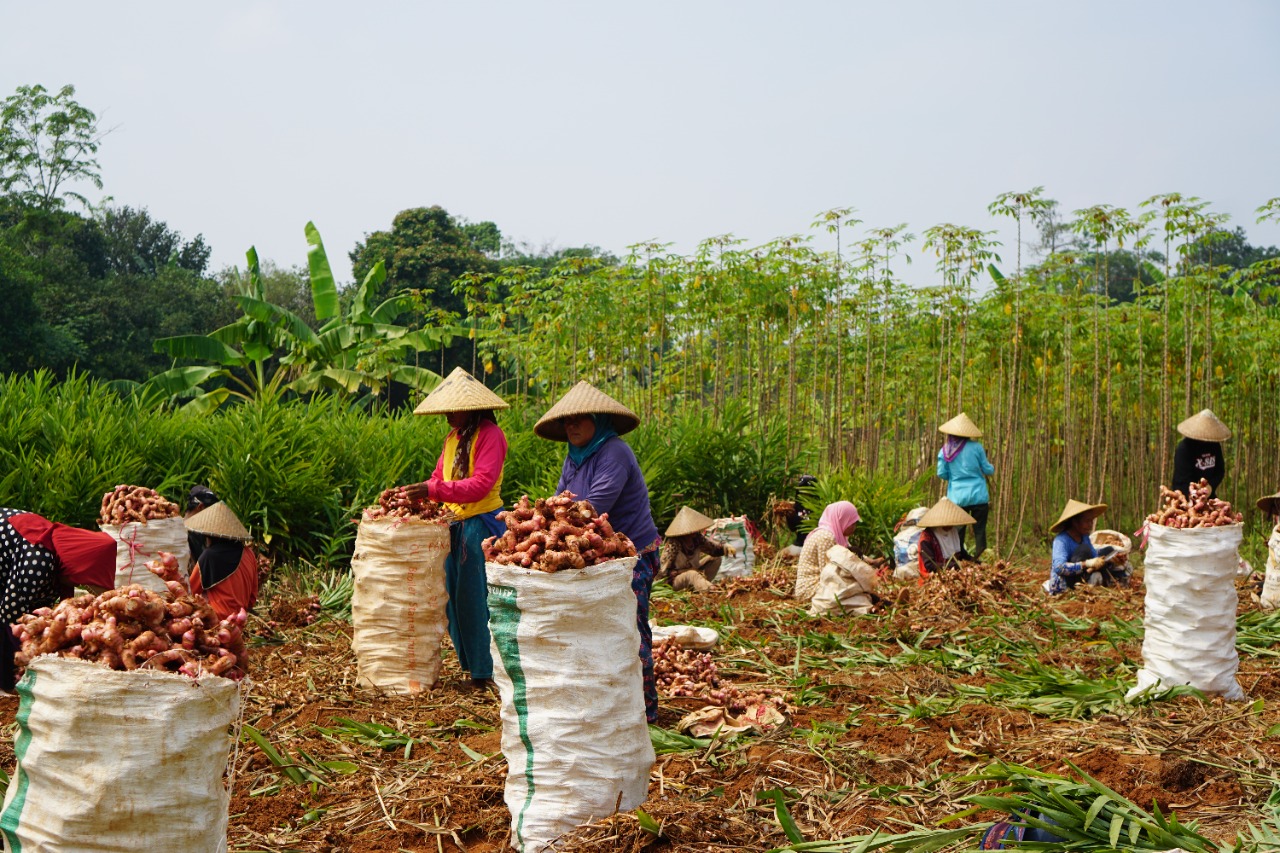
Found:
[403,368,509,691]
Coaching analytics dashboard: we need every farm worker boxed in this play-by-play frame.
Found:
[185,484,220,568]
[660,506,731,592]
[403,367,509,692]
[781,474,819,557]
[793,501,861,602]
[936,412,995,559]
[1255,491,1280,610]
[915,498,976,576]
[534,381,661,722]
[1171,409,1230,497]
[1045,499,1127,595]
[184,502,260,622]
[0,508,116,690]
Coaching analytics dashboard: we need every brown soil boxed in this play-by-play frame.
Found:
[0,556,1275,851]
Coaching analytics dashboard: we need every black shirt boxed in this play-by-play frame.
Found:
[1172,437,1224,496]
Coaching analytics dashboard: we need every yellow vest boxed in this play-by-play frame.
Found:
[441,428,504,520]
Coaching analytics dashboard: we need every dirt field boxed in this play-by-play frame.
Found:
[2,557,1277,852]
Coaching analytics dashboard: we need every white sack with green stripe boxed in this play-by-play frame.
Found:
[0,656,240,852]
[487,557,654,852]
[1127,522,1245,701]
[351,518,450,693]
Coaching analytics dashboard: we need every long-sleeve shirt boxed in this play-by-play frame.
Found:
[794,527,837,602]
[0,508,58,626]
[660,534,725,579]
[191,544,259,623]
[1172,438,1224,497]
[556,436,660,551]
[937,441,995,507]
[1048,531,1096,595]
[429,420,507,518]
[917,527,965,574]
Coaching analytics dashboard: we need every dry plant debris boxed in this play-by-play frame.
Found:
[0,556,1275,852]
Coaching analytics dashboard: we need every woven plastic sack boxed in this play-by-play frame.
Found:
[487,557,654,852]
[810,545,876,616]
[1258,526,1280,609]
[706,516,754,578]
[892,506,928,570]
[100,517,191,594]
[649,623,719,650]
[350,517,450,693]
[0,656,240,852]
[1127,522,1245,701]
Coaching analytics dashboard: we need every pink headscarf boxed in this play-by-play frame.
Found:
[816,501,861,548]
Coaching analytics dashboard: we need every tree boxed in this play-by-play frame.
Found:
[0,198,110,373]
[0,84,104,210]
[99,206,210,276]
[499,242,619,272]
[1186,226,1280,270]
[143,223,443,413]
[349,206,499,317]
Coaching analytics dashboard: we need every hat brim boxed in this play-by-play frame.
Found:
[917,499,976,528]
[1176,410,1231,442]
[665,507,715,537]
[938,413,982,439]
[534,382,641,442]
[1257,494,1280,516]
[184,502,252,542]
[1050,504,1108,534]
[414,367,509,415]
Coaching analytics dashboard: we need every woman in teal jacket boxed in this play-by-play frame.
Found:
[936,412,995,558]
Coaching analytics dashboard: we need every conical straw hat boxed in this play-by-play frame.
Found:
[1176,408,1231,442]
[414,367,508,415]
[665,506,715,538]
[1256,491,1280,517]
[917,498,976,528]
[1050,499,1108,534]
[938,412,982,439]
[184,502,251,542]
[534,381,640,441]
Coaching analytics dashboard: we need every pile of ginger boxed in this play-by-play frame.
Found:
[13,552,248,680]
[483,492,636,571]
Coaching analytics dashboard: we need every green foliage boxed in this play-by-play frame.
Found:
[0,374,817,566]
[0,84,102,210]
[145,223,444,410]
[350,205,498,319]
[636,402,812,529]
[801,469,928,559]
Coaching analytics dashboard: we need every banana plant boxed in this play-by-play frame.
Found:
[139,222,446,413]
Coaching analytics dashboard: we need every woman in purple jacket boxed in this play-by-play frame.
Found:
[535,381,662,723]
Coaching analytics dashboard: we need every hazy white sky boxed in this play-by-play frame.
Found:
[3,2,1278,286]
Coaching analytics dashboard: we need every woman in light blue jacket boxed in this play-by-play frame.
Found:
[936,412,995,558]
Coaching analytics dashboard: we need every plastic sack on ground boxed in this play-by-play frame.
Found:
[350,517,450,693]
[487,556,654,852]
[101,517,191,593]
[650,623,719,650]
[0,656,240,852]
[706,516,754,578]
[1258,526,1280,609]
[809,545,876,616]
[892,506,928,571]
[1127,522,1245,701]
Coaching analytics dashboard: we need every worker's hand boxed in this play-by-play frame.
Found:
[402,481,433,501]
[1083,557,1107,570]
[723,543,737,557]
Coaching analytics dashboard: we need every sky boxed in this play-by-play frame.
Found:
[3,1,1278,287]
